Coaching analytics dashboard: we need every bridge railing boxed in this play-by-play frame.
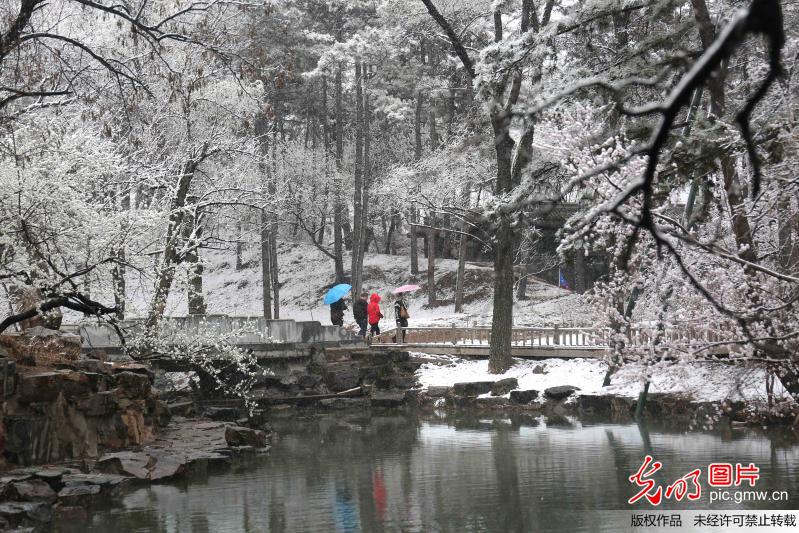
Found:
[372,323,732,351]
[372,326,606,347]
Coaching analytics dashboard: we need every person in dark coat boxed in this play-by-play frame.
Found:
[330,298,347,326]
[353,292,368,337]
[394,297,409,343]
[367,293,383,338]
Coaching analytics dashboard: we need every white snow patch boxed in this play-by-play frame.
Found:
[415,355,790,403]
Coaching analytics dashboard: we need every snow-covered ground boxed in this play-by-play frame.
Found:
[415,355,790,403]
[107,240,594,328]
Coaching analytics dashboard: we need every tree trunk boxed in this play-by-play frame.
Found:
[410,91,423,275]
[573,247,587,293]
[358,87,371,292]
[235,221,244,270]
[488,117,516,374]
[270,115,281,319]
[184,202,206,315]
[384,214,396,255]
[261,208,273,320]
[454,231,468,313]
[516,254,531,300]
[428,108,438,150]
[427,228,436,306]
[351,60,364,296]
[455,184,471,313]
[111,249,126,320]
[778,195,794,272]
[112,188,130,320]
[269,228,279,318]
[691,0,755,263]
[146,154,203,330]
[489,220,514,373]
[333,67,346,282]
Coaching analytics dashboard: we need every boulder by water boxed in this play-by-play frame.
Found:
[544,385,580,400]
[509,390,539,405]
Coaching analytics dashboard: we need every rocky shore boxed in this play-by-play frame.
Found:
[411,379,747,428]
[0,418,271,530]
[0,326,274,531]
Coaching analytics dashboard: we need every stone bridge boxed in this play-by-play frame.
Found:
[63,315,364,361]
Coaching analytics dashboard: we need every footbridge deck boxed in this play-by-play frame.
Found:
[370,325,729,359]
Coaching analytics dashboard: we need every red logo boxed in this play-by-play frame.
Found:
[628,456,759,505]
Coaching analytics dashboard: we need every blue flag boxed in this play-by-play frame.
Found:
[559,269,570,290]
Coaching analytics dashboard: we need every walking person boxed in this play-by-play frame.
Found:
[353,292,368,337]
[330,297,347,327]
[394,296,409,343]
[367,293,383,339]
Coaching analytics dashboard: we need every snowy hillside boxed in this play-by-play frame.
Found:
[116,240,594,328]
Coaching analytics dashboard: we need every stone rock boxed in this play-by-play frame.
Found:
[426,386,449,398]
[111,363,154,380]
[95,451,184,481]
[54,505,88,522]
[318,397,370,409]
[297,374,322,389]
[224,426,269,448]
[80,391,118,416]
[69,359,112,375]
[447,395,476,408]
[509,389,539,404]
[180,450,232,474]
[59,371,94,400]
[168,401,195,417]
[204,406,240,421]
[476,396,509,409]
[153,399,171,426]
[0,357,17,397]
[95,451,150,479]
[544,385,580,400]
[577,394,634,419]
[18,371,72,403]
[16,369,97,403]
[452,381,493,397]
[120,409,150,446]
[61,473,130,493]
[0,326,80,365]
[7,480,57,503]
[57,484,101,506]
[278,374,298,387]
[375,375,417,390]
[0,474,33,484]
[370,391,407,407]
[33,468,71,487]
[3,416,51,465]
[324,365,360,392]
[532,364,547,374]
[545,414,573,426]
[115,371,151,398]
[0,501,52,524]
[491,378,519,396]
[145,453,186,481]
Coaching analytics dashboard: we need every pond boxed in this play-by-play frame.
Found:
[61,411,799,533]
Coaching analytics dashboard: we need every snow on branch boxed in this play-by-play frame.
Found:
[619,0,785,226]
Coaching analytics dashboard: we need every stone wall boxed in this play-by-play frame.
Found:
[64,316,362,355]
[0,329,168,466]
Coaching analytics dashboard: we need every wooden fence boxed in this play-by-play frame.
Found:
[373,324,733,352]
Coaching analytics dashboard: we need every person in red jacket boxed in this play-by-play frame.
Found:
[367,293,383,338]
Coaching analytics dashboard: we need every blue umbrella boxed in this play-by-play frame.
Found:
[323,283,352,305]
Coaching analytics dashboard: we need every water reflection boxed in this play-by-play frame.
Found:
[64,411,799,533]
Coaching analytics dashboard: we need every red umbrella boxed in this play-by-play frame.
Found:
[393,284,421,294]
